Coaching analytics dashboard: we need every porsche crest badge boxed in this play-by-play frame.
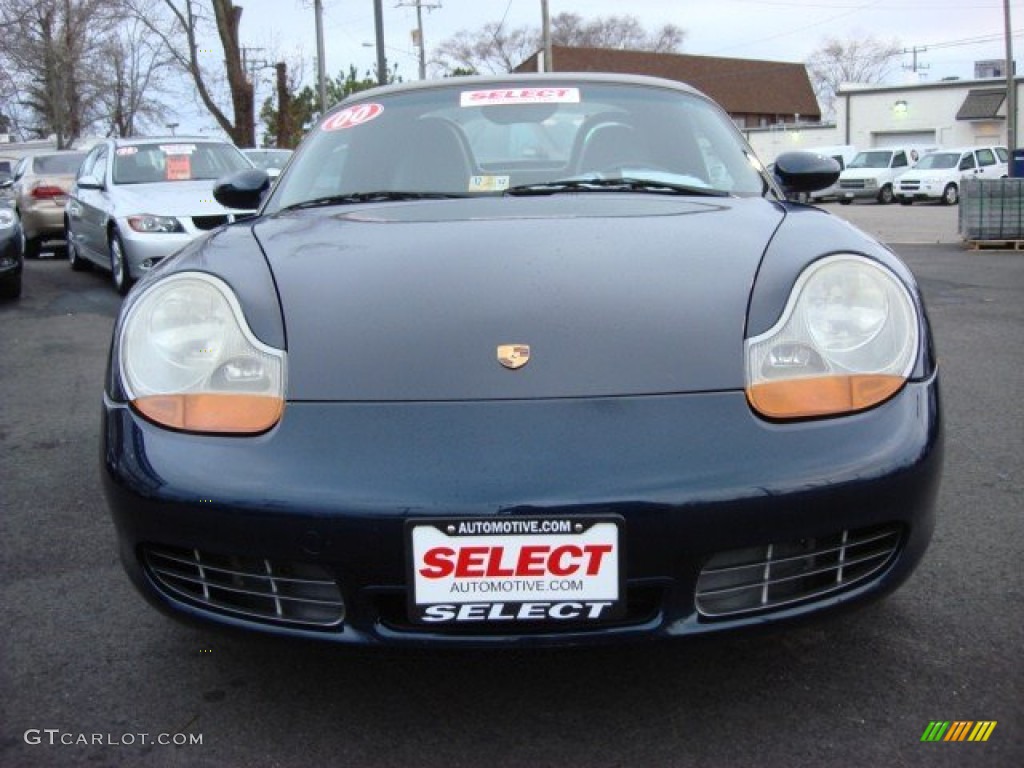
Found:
[497,344,531,370]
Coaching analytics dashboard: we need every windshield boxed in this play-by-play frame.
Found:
[245,150,293,171]
[113,142,251,185]
[915,152,958,170]
[267,81,765,211]
[34,153,87,175]
[848,151,894,169]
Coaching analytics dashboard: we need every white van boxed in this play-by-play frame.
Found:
[895,146,1009,205]
[807,145,858,202]
[838,146,937,204]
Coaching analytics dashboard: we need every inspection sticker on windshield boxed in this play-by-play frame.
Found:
[407,516,624,624]
[321,103,384,132]
[469,175,510,192]
[460,87,580,107]
[159,144,196,155]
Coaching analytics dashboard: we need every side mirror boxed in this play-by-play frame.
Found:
[0,178,12,190]
[76,175,103,190]
[214,169,270,210]
[772,151,841,196]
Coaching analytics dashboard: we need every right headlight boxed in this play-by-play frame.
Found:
[119,271,286,434]
[746,254,919,420]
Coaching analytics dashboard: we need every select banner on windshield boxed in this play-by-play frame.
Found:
[459,87,581,108]
[407,516,624,625]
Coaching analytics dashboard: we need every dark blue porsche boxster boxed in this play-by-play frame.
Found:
[103,74,942,646]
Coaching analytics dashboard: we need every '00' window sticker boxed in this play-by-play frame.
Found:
[321,103,384,132]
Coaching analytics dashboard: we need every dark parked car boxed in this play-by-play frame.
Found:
[0,203,24,299]
[0,156,15,199]
[103,74,942,646]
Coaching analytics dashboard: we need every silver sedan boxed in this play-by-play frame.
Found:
[65,137,257,294]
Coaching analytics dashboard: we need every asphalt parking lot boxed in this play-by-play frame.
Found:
[1,202,1021,767]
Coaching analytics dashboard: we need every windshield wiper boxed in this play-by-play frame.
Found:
[282,191,468,211]
[504,177,729,198]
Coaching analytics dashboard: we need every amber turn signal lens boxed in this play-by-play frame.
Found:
[746,374,907,419]
[132,394,284,434]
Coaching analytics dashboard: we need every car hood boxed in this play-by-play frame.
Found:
[253,196,785,401]
[109,180,243,216]
[840,169,887,180]
[900,169,956,180]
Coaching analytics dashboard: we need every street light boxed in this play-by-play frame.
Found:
[166,122,179,136]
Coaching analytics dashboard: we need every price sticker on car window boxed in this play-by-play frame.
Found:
[165,155,192,181]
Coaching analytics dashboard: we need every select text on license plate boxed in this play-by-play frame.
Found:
[408,517,624,625]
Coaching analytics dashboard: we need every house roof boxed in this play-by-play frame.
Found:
[514,46,821,120]
[956,89,1006,120]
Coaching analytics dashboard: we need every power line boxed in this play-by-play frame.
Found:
[923,30,1024,50]
[708,0,886,55]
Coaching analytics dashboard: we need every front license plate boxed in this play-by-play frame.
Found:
[407,517,625,626]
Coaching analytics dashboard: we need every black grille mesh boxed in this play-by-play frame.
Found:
[696,525,902,618]
[143,545,344,628]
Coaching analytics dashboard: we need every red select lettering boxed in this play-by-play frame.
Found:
[420,544,612,579]
[469,88,569,102]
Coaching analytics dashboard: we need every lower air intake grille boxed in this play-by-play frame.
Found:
[695,524,902,619]
[143,545,344,628]
[191,215,229,230]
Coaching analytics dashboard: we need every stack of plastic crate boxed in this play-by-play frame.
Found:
[960,179,1024,241]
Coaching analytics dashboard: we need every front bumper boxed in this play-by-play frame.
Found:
[839,187,881,201]
[103,381,942,646]
[0,228,23,277]
[117,229,197,280]
[897,187,942,201]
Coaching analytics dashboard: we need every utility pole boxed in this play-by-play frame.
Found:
[240,46,267,84]
[374,0,387,85]
[902,46,930,76]
[398,0,441,80]
[1005,0,1016,168]
[541,0,552,72]
[315,0,327,115]
[241,46,270,146]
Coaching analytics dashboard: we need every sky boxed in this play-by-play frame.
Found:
[171,0,1024,135]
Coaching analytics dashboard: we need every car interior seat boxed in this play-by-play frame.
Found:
[574,122,650,175]
[392,118,474,193]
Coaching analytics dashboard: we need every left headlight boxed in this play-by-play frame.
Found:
[119,272,286,434]
[746,254,919,420]
[127,214,184,233]
[0,208,16,229]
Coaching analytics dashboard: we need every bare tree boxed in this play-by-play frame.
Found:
[126,0,256,145]
[432,12,686,76]
[0,0,120,147]
[806,35,901,119]
[101,17,174,136]
[550,12,684,52]
[432,22,537,75]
